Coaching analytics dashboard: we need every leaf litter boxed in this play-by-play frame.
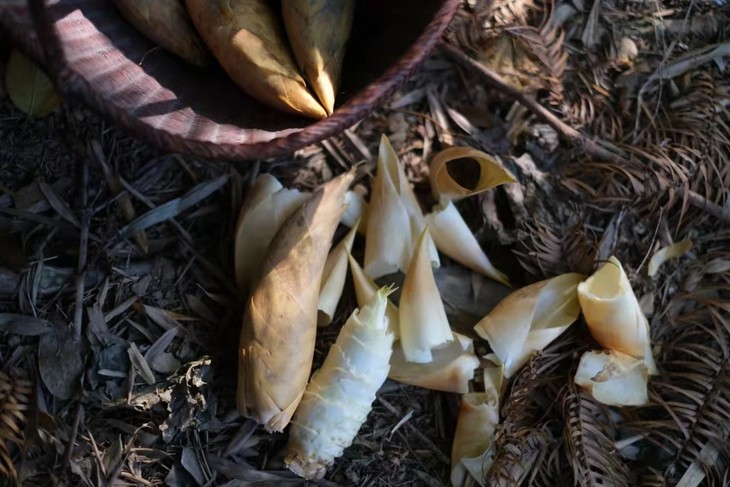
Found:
[1,1,730,484]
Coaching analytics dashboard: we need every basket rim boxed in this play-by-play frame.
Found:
[27,0,461,162]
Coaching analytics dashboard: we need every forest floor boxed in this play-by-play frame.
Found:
[1,1,730,486]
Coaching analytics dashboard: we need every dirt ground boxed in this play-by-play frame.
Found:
[1,0,730,486]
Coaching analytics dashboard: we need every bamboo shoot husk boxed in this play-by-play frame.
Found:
[341,190,368,234]
[237,170,354,432]
[399,228,453,363]
[113,0,209,66]
[574,350,649,406]
[429,147,516,201]
[577,256,658,374]
[389,331,479,393]
[364,135,439,278]
[426,197,510,286]
[186,0,327,119]
[451,385,500,487]
[234,174,308,292]
[318,223,358,326]
[474,273,584,378]
[282,0,355,114]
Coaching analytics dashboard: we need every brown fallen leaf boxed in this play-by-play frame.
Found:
[5,50,60,117]
[186,0,327,119]
[38,329,84,400]
[238,170,354,432]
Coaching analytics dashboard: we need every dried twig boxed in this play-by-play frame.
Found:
[439,42,629,165]
[61,403,84,480]
[679,188,730,223]
[440,42,730,224]
[89,140,149,254]
[73,155,90,340]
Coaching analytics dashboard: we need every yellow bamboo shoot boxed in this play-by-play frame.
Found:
[186,0,327,119]
[282,0,355,114]
[237,170,354,432]
[113,0,209,66]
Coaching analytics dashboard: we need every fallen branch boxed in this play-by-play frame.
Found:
[73,154,90,341]
[439,42,627,165]
[439,42,730,224]
[679,188,730,223]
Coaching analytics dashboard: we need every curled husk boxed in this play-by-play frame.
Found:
[285,286,395,480]
[186,0,327,119]
[577,256,658,374]
[575,350,649,406]
[318,223,358,326]
[425,197,510,286]
[647,239,693,277]
[474,273,584,378]
[234,174,308,292]
[238,170,354,432]
[399,228,453,363]
[113,0,209,66]
[282,0,355,114]
[429,147,516,201]
[364,135,439,278]
[389,331,479,393]
[347,253,399,338]
[450,372,501,487]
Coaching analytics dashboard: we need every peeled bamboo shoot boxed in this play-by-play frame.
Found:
[285,287,395,479]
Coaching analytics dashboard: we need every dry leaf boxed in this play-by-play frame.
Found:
[128,342,156,385]
[112,0,209,66]
[389,331,479,394]
[318,223,358,326]
[0,314,54,336]
[37,181,79,227]
[285,286,394,480]
[429,147,516,201]
[186,0,327,119]
[90,140,148,253]
[478,34,543,91]
[38,330,84,400]
[119,174,229,238]
[647,239,693,277]
[282,0,355,114]
[577,257,658,374]
[426,197,510,286]
[474,273,584,378]
[574,350,649,406]
[238,170,354,432]
[399,228,453,363]
[234,174,308,291]
[5,50,60,117]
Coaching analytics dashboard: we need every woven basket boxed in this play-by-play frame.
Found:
[27,0,460,161]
